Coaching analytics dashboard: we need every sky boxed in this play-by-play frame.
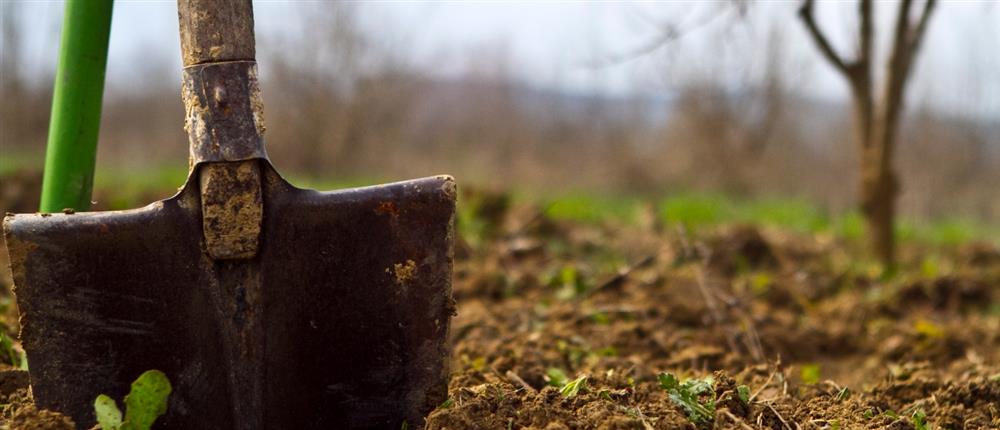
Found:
[3,1,999,120]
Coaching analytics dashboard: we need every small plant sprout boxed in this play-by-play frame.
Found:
[546,367,569,387]
[0,332,26,370]
[658,372,715,424]
[598,389,612,401]
[552,265,589,300]
[94,370,172,430]
[437,398,455,409]
[835,387,851,402]
[800,364,821,385]
[737,385,751,404]
[559,375,588,398]
[911,409,930,430]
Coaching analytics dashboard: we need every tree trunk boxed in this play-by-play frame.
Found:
[799,0,937,271]
[859,145,898,269]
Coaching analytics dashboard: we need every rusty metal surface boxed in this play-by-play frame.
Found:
[181,61,267,165]
[3,163,455,429]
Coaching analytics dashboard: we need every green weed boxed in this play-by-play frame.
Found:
[658,372,715,424]
[437,398,454,409]
[559,375,588,398]
[911,409,930,430]
[549,265,589,300]
[835,387,851,402]
[800,364,821,385]
[546,368,569,387]
[94,370,172,430]
[736,385,751,404]
[0,332,26,370]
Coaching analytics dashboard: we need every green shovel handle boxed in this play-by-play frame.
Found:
[39,0,114,213]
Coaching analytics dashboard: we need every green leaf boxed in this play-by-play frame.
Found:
[598,389,612,401]
[121,370,172,430]
[914,320,945,339]
[658,372,715,424]
[737,385,751,404]
[911,409,930,430]
[801,364,821,385]
[749,272,772,295]
[0,332,24,369]
[94,394,123,430]
[658,372,680,391]
[835,387,851,402]
[438,398,454,409]
[595,346,618,357]
[559,375,587,398]
[546,368,568,387]
[467,356,486,372]
[590,312,610,325]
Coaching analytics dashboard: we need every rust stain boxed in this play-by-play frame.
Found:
[2,219,39,296]
[375,201,399,217]
[390,260,418,285]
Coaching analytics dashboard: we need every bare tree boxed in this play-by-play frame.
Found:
[799,0,936,268]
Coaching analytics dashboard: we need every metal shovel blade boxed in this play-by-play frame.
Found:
[4,162,455,429]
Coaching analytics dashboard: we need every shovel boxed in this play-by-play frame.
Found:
[3,0,455,428]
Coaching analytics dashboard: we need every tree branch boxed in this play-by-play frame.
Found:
[591,4,738,67]
[858,0,873,67]
[891,0,916,55]
[908,0,937,56]
[798,0,851,77]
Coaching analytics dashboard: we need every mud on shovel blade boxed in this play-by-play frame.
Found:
[2,1,455,429]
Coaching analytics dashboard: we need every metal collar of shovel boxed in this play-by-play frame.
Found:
[183,60,267,260]
[3,1,456,429]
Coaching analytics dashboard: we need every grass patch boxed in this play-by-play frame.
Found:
[0,151,44,175]
[93,164,189,210]
[536,191,997,246]
[543,194,640,224]
[658,192,860,237]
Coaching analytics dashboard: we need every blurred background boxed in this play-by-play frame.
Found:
[1,1,998,237]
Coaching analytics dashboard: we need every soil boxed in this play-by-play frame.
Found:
[423,200,999,429]
[1,180,998,429]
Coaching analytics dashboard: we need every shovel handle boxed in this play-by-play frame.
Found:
[178,0,264,260]
[178,0,264,165]
[178,0,256,66]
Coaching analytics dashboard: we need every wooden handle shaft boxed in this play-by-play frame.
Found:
[177,0,256,66]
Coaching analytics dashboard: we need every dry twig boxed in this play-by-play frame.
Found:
[718,408,755,430]
[505,370,536,392]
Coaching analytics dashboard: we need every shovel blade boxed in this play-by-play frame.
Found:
[4,164,455,429]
